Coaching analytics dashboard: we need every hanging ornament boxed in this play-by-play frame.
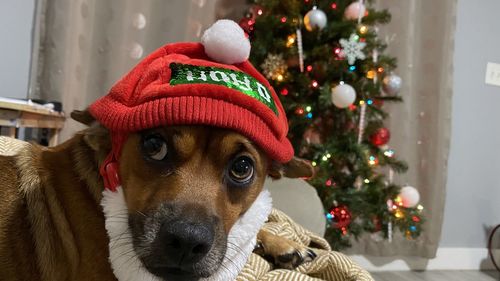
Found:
[261,53,288,81]
[296,28,304,72]
[382,73,403,95]
[303,127,322,145]
[304,6,328,31]
[328,205,352,231]
[344,1,367,21]
[331,83,356,108]
[372,216,382,232]
[339,34,366,65]
[399,185,421,208]
[369,127,391,146]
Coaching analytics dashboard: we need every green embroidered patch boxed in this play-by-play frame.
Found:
[169,63,278,115]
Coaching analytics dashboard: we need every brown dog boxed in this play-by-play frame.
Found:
[0,110,314,281]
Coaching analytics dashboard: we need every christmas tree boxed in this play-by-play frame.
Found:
[239,0,424,250]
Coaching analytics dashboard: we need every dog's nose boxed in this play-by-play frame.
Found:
[159,220,214,266]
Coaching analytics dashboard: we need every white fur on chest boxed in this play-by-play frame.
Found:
[101,187,272,281]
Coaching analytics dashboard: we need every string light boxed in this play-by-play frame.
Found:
[311,161,317,167]
[368,155,379,166]
[384,149,395,157]
[349,65,356,71]
[305,106,312,112]
[367,99,373,105]
[417,204,424,211]
[331,3,337,9]
[306,112,313,119]
[412,216,421,223]
[348,104,357,111]
[364,178,370,184]
[280,88,289,96]
[295,107,305,115]
[277,74,284,81]
[257,8,263,16]
[281,17,287,23]
[359,100,365,105]
[377,67,385,73]
[394,196,404,206]
[366,70,376,79]
[286,34,296,47]
[409,225,417,232]
[394,209,404,218]
[306,65,313,72]
[311,80,319,88]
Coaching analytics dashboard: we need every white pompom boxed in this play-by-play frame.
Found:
[201,19,251,64]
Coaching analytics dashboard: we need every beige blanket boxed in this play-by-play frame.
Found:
[237,209,373,281]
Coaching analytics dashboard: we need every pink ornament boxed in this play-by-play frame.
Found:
[344,1,366,20]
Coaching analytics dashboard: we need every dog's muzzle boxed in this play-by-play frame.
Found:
[129,203,226,281]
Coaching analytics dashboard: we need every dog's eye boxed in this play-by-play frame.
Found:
[142,135,168,161]
[228,156,254,184]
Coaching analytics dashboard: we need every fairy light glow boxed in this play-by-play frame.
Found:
[384,149,395,157]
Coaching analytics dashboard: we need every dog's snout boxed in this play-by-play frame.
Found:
[160,220,214,266]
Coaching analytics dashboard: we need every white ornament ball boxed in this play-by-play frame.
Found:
[331,83,356,108]
[132,13,147,30]
[382,73,403,95]
[344,1,367,20]
[399,186,420,208]
[129,42,144,59]
[304,6,328,31]
[201,19,251,64]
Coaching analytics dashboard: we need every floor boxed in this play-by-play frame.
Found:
[371,270,499,281]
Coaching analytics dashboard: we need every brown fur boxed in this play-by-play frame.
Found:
[0,110,314,281]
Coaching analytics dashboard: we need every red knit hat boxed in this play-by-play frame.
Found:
[89,20,293,190]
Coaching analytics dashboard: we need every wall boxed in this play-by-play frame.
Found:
[0,1,34,99]
[441,0,500,248]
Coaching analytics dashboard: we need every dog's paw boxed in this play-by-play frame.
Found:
[255,232,317,269]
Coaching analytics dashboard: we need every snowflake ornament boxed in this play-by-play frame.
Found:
[261,53,288,81]
[339,33,366,65]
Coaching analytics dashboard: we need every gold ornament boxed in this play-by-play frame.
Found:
[261,54,288,81]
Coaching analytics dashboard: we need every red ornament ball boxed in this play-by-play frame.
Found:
[370,127,391,146]
[328,205,352,229]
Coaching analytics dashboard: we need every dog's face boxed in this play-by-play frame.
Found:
[119,126,268,280]
[72,110,313,281]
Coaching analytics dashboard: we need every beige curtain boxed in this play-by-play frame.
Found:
[35,0,218,140]
[346,0,457,258]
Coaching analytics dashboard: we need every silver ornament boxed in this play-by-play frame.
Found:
[304,6,327,31]
[382,73,402,95]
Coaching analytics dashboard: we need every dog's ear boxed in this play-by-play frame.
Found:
[268,157,315,179]
[71,109,95,126]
